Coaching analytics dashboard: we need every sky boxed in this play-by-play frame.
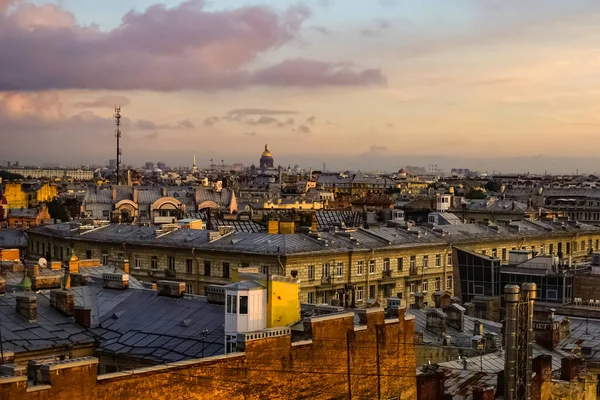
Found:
[2,0,600,173]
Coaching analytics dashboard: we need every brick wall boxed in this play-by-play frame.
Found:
[0,309,417,400]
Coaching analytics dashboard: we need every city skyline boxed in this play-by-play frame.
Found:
[3,0,600,173]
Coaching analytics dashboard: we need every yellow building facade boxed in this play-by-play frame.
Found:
[3,182,57,209]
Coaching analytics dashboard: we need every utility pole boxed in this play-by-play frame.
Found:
[114,106,122,185]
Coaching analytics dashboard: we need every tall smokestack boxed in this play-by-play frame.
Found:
[504,284,520,400]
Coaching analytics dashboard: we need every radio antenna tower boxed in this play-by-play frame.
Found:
[114,106,122,185]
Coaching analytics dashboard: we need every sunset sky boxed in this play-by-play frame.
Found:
[2,0,600,173]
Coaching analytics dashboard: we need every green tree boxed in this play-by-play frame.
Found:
[45,199,70,222]
[484,180,502,192]
[465,188,487,200]
[0,170,24,181]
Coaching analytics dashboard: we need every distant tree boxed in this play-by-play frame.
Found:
[484,180,503,192]
[465,187,487,200]
[45,199,70,222]
[0,170,24,181]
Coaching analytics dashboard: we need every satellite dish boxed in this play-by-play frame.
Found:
[38,258,47,268]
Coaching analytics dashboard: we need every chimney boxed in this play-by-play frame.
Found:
[133,187,138,204]
[161,187,167,197]
[157,280,185,298]
[560,357,584,381]
[74,305,92,328]
[16,295,37,321]
[68,254,80,274]
[474,320,484,336]
[548,308,555,321]
[50,290,74,316]
[26,264,39,278]
[416,365,446,400]
[112,187,117,201]
[472,387,495,400]
[533,354,552,382]
[69,273,89,287]
[496,371,504,398]
[102,273,129,290]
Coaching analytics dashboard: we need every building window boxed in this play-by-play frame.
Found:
[204,261,211,276]
[335,262,343,277]
[409,283,416,294]
[423,255,429,269]
[241,262,249,269]
[357,286,363,302]
[434,254,440,267]
[549,244,554,254]
[26,221,30,228]
[307,292,315,304]
[502,248,507,261]
[260,265,269,274]
[410,256,416,269]
[186,284,193,294]
[481,250,486,255]
[596,240,599,250]
[322,263,330,277]
[86,250,92,259]
[435,277,441,291]
[223,263,230,278]
[447,254,452,266]
[308,265,315,280]
[186,259,193,274]
[135,257,142,269]
[239,296,248,314]
[369,285,375,299]
[151,256,158,270]
[582,240,586,251]
[103,210,110,218]
[102,252,108,266]
[369,260,375,274]
[447,276,453,290]
[547,289,557,300]
[397,258,403,272]
[573,242,578,252]
[383,258,390,271]
[357,261,364,276]
[422,279,428,292]
[491,248,497,258]
[168,256,175,271]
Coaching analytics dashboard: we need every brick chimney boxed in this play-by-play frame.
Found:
[16,295,37,321]
[417,365,446,400]
[157,280,185,298]
[533,354,552,382]
[69,273,89,287]
[433,291,451,309]
[560,357,585,381]
[74,305,92,328]
[26,264,39,278]
[414,293,425,309]
[472,386,495,400]
[102,273,129,290]
[68,254,80,274]
[50,290,74,316]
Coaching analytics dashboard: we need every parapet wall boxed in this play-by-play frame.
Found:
[0,308,416,400]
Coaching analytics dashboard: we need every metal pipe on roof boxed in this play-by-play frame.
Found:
[504,284,520,400]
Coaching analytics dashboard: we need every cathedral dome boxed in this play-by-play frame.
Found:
[261,145,272,158]
[259,144,274,169]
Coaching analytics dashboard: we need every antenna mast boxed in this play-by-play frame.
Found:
[114,106,122,185]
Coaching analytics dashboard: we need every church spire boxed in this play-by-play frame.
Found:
[193,154,196,167]
[265,144,268,151]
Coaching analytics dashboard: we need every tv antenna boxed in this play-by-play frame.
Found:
[114,106,122,185]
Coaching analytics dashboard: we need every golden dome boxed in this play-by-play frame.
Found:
[261,144,272,158]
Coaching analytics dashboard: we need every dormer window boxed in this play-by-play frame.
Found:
[226,294,237,313]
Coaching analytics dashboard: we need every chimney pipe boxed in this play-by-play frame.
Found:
[16,295,37,321]
[504,284,520,400]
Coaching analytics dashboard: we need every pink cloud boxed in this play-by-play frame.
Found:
[0,0,385,91]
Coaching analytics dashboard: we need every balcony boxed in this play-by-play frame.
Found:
[381,270,394,281]
[165,269,177,278]
[320,276,332,286]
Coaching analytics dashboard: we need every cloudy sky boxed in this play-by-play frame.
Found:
[2,0,600,173]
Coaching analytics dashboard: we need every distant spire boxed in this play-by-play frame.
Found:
[193,154,196,167]
[265,144,268,151]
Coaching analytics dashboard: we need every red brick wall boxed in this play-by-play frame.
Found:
[0,309,417,400]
